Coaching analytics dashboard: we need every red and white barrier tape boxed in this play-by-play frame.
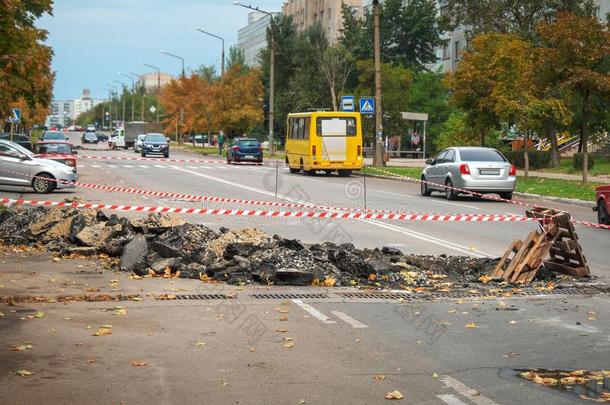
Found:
[76,154,279,166]
[0,197,535,223]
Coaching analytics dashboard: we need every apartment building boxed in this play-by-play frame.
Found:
[282,0,363,44]
[237,11,281,67]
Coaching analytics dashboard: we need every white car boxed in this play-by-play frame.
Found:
[134,134,147,153]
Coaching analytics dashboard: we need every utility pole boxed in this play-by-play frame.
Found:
[119,73,136,122]
[373,0,384,167]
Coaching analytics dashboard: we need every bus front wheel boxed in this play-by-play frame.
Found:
[338,170,352,177]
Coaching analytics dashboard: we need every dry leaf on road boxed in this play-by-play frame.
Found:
[10,344,33,352]
[93,325,112,336]
[33,311,45,318]
[130,360,148,367]
[15,369,33,377]
[385,390,404,400]
[283,342,295,349]
[466,322,478,329]
[373,375,386,381]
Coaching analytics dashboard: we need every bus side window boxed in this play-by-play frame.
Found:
[287,119,292,139]
[292,119,299,139]
[303,117,310,140]
[297,118,304,139]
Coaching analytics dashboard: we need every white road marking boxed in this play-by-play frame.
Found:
[187,166,198,169]
[538,317,598,333]
[330,311,368,328]
[138,165,149,168]
[169,167,497,257]
[108,165,117,168]
[92,165,101,168]
[155,165,164,168]
[440,375,501,405]
[291,299,336,324]
[437,394,469,405]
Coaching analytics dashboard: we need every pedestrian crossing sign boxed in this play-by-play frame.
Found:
[359,97,375,114]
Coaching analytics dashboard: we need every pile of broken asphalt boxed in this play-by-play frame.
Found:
[0,206,601,294]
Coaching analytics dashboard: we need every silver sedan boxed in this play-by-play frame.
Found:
[0,140,77,193]
[421,147,516,200]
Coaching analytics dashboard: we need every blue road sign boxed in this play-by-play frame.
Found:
[359,97,375,114]
[340,96,355,112]
[6,108,21,124]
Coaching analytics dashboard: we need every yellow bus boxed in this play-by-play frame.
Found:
[284,111,363,177]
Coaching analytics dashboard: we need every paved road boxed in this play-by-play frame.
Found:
[2,132,607,280]
[1,249,608,405]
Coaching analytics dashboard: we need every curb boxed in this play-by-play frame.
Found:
[358,172,595,209]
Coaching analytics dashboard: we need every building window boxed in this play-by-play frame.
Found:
[443,43,450,60]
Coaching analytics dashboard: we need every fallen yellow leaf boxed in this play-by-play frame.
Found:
[194,342,207,347]
[93,325,112,336]
[385,390,404,400]
[130,360,148,367]
[10,344,33,352]
[15,369,33,377]
[323,277,336,287]
[283,342,295,349]
[114,308,127,316]
[373,375,386,381]
[478,275,491,284]
[33,311,44,318]
[509,320,518,325]
[466,322,478,329]
[275,328,288,333]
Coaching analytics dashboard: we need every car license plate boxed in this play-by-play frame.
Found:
[245,155,254,159]
[480,169,500,175]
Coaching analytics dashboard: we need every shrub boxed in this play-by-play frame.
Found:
[573,153,595,171]
[504,150,552,170]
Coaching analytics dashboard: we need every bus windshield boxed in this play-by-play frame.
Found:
[316,117,357,137]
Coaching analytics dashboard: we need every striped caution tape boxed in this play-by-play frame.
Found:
[0,198,535,223]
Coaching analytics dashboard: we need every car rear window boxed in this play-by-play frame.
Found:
[459,149,506,162]
[44,132,64,140]
[238,140,260,148]
[36,144,71,154]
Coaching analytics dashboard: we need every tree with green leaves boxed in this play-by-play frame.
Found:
[440,0,595,39]
[0,0,55,120]
[536,12,610,182]
[340,0,443,70]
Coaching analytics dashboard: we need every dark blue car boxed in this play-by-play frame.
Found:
[227,138,263,165]
[141,133,169,158]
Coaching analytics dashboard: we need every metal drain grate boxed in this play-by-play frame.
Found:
[338,286,606,301]
[250,293,329,299]
[174,294,235,300]
[338,292,413,300]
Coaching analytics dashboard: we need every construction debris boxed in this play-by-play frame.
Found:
[493,208,590,283]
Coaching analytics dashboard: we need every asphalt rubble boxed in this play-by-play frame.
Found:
[0,206,600,292]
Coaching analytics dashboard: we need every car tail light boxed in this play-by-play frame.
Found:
[357,145,362,156]
[459,163,470,175]
[312,145,316,156]
[509,165,517,176]
[232,145,239,151]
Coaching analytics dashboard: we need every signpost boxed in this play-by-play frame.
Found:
[6,109,21,142]
[359,97,375,115]
[340,96,354,112]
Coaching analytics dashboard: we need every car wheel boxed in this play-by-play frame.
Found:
[338,170,352,177]
[597,200,609,225]
[445,179,458,200]
[420,176,431,196]
[32,173,55,194]
[299,162,310,176]
[289,167,299,174]
[500,192,513,201]
[141,151,146,158]
[164,153,169,159]
[324,170,332,176]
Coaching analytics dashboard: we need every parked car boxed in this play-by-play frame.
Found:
[594,185,610,225]
[133,134,147,153]
[0,140,77,193]
[85,125,96,132]
[227,138,263,165]
[41,131,67,142]
[141,133,169,158]
[0,133,31,151]
[34,141,77,171]
[187,134,209,145]
[81,132,99,144]
[420,147,516,200]
[96,132,108,142]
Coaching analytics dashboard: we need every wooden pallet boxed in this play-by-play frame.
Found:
[492,208,590,283]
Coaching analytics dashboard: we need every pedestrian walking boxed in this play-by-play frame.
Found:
[218,132,224,156]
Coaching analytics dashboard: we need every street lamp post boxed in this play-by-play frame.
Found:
[113,80,126,123]
[195,28,225,76]
[372,0,384,167]
[106,84,118,127]
[160,50,185,79]
[141,62,161,123]
[234,1,275,154]
[127,72,144,121]
[119,73,136,122]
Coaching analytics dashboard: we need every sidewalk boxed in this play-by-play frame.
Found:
[366,158,610,184]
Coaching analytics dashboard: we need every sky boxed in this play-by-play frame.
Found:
[39,0,284,100]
